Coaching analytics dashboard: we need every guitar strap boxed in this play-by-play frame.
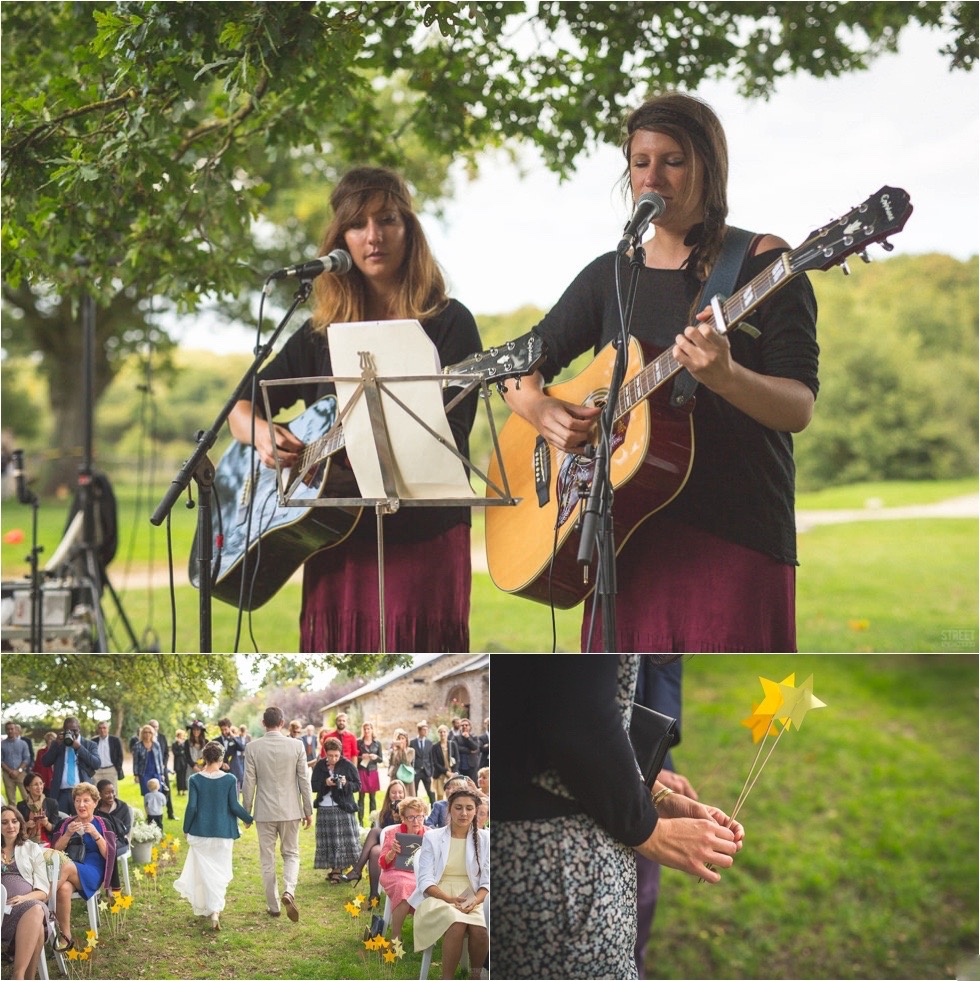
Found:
[670,225,757,408]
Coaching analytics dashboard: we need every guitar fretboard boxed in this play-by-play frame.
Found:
[615,252,795,420]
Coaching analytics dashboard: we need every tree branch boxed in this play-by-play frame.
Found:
[177,72,271,155]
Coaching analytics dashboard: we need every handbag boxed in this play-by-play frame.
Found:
[395,763,415,784]
[65,832,86,864]
[629,702,679,789]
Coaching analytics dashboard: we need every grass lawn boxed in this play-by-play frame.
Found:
[644,653,978,980]
[2,479,976,652]
[50,779,457,980]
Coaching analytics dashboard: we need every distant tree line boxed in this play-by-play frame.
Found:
[2,253,976,493]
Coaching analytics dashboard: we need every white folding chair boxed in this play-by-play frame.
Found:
[48,846,100,939]
[46,851,67,977]
[115,847,132,897]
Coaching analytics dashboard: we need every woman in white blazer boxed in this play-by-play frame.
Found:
[2,804,52,979]
[409,789,489,979]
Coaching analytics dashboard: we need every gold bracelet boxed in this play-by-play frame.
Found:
[652,787,673,807]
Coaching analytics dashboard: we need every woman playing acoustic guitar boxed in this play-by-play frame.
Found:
[499,92,819,653]
[228,167,482,653]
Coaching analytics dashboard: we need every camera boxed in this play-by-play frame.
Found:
[63,731,76,746]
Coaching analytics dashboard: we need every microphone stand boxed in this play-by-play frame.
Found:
[150,278,314,652]
[16,462,44,652]
[576,237,647,653]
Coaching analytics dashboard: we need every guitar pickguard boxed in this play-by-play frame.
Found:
[554,412,630,526]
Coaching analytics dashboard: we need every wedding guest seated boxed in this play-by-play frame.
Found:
[378,796,429,943]
[16,772,59,845]
[94,779,133,892]
[410,789,489,979]
[339,779,407,903]
[1,804,51,980]
[51,783,117,951]
[425,775,469,829]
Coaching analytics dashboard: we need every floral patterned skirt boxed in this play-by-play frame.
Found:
[493,814,638,979]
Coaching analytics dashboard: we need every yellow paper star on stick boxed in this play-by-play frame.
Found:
[755,673,796,719]
[740,701,780,744]
[733,673,828,822]
[778,674,826,730]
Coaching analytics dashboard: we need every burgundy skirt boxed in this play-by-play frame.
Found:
[582,514,796,653]
[300,523,471,653]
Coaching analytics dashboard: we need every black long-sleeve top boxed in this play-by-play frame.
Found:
[494,654,657,848]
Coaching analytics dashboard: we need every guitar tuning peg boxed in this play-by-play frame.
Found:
[880,239,895,252]
[840,260,850,276]
[859,250,872,263]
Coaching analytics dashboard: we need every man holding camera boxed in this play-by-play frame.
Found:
[41,717,100,814]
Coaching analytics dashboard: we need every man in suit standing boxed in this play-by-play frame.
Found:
[41,717,100,814]
[409,720,436,804]
[148,719,175,820]
[454,719,480,783]
[216,718,246,791]
[91,720,124,792]
[242,706,313,922]
[301,725,318,769]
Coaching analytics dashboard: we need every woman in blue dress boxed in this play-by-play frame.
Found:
[132,724,165,796]
[51,783,117,950]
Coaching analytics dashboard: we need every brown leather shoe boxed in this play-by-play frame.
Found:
[282,892,299,922]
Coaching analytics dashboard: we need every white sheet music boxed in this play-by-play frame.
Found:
[327,320,476,502]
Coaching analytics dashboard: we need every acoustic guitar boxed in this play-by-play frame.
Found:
[190,332,544,609]
[485,186,913,608]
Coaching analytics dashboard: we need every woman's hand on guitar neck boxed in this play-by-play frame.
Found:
[228,400,305,469]
[502,374,601,454]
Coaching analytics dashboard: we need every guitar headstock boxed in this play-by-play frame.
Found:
[446,330,546,387]
[789,186,913,274]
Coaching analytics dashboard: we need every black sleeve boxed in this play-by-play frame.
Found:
[530,254,614,381]
[734,249,819,398]
[494,654,657,848]
[255,320,332,416]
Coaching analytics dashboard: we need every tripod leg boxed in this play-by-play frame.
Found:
[100,572,141,652]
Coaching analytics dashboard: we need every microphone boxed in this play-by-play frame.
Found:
[11,449,33,505]
[617,192,666,253]
[270,248,353,280]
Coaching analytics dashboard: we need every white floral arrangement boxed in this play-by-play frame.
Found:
[130,809,163,844]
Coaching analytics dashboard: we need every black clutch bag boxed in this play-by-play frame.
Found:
[629,702,679,788]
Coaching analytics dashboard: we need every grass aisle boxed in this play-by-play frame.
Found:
[76,781,436,980]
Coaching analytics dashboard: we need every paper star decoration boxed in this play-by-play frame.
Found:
[755,673,796,720]
[740,701,780,743]
[778,674,827,730]
[384,951,397,964]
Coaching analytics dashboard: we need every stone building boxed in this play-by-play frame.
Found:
[319,653,488,743]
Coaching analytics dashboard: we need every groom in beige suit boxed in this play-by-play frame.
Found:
[242,706,313,920]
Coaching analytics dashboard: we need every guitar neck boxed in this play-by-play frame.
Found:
[616,252,794,419]
[300,425,345,472]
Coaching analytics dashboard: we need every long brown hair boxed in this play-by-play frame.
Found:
[311,167,449,330]
[1,804,29,848]
[621,92,729,282]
